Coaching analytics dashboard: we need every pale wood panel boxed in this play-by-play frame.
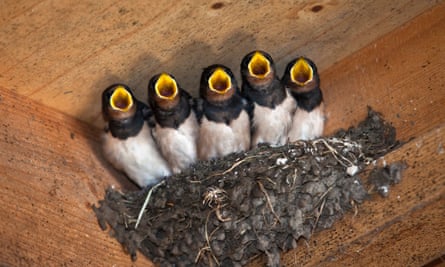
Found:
[314,197,445,266]
[0,0,42,26]
[0,0,440,127]
[0,87,152,267]
[322,2,445,141]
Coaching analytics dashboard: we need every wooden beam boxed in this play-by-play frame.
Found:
[0,88,152,266]
[322,1,445,141]
[314,196,445,266]
[0,0,439,127]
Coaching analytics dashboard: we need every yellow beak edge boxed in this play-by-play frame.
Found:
[110,86,134,112]
[291,58,313,86]
[155,73,179,100]
[208,68,232,94]
[248,51,271,79]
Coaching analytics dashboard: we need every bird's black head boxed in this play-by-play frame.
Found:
[282,56,320,94]
[240,50,277,90]
[148,72,181,111]
[200,64,238,104]
[102,84,138,122]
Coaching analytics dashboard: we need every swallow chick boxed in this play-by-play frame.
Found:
[198,64,250,160]
[101,84,171,187]
[148,73,199,174]
[241,50,296,147]
[282,56,325,141]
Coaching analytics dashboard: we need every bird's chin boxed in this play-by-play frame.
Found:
[107,107,136,121]
[289,80,318,94]
[247,74,274,89]
[290,58,313,86]
[156,96,180,111]
[206,88,234,104]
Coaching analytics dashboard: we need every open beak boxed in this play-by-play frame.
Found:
[248,51,271,79]
[155,73,178,100]
[291,57,313,86]
[208,68,232,94]
[110,86,134,112]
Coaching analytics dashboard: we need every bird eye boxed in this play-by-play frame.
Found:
[291,58,313,86]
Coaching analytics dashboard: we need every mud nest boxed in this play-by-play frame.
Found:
[94,107,404,267]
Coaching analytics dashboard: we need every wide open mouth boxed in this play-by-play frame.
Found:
[208,68,232,94]
[248,51,270,79]
[290,57,313,86]
[110,86,133,112]
[155,73,178,100]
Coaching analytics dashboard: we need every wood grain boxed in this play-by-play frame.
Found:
[322,2,445,141]
[0,0,440,127]
[315,196,445,266]
[0,87,152,266]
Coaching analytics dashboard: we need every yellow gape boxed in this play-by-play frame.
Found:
[248,51,271,79]
[155,73,178,100]
[209,68,232,94]
[110,86,133,112]
[291,58,313,86]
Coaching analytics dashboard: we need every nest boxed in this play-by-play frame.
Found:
[94,107,404,266]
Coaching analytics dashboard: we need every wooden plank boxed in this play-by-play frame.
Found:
[0,0,439,127]
[0,0,42,26]
[0,87,153,266]
[322,1,445,141]
[314,197,445,266]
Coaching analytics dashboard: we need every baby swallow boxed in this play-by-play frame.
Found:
[282,56,325,141]
[148,73,199,174]
[198,64,250,160]
[101,84,171,187]
[240,50,296,147]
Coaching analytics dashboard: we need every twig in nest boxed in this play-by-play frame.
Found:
[195,246,210,264]
[257,181,281,224]
[215,204,231,222]
[203,187,231,222]
[313,138,356,168]
[285,168,298,188]
[312,184,335,210]
[312,197,327,234]
[351,199,359,217]
[189,155,261,184]
[210,155,261,178]
[195,211,220,266]
[203,187,227,208]
[135,180,165,229]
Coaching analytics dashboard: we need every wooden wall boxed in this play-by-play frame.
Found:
[0,0,439,128]
[0,1,444,266]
